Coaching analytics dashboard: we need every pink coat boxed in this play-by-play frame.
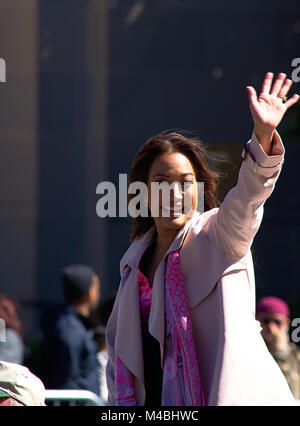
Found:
[106,131,295,405]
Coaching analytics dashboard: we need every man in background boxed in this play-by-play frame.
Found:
[41,264,101,396]
[256,296,300,400]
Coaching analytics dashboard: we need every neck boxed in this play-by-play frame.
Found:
[155,227,178,253]
[153,213,196,255]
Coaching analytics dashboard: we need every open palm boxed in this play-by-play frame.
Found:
[246,72,299,136]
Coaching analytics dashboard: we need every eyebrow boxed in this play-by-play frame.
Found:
[152,172,194,178]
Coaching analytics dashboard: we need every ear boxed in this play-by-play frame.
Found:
[89,275,100,303]
[87,285,93,301]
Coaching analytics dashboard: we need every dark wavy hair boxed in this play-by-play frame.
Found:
[128,131,220,242]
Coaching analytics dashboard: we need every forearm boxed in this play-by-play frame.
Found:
[248,129,285,164]
[253,125,275,155]
[253,125,285,157]
[204,131,284,258]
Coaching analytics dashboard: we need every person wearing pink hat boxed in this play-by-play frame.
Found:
[256,296,300,399]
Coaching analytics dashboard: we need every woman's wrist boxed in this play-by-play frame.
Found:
[253,125,275,155]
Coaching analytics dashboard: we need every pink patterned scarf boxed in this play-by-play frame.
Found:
[115,250,205,406]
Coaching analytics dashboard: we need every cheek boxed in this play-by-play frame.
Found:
[147,185,163,214]
[183,186,197,211]
[147,182,197,216]
[192,188,197,209]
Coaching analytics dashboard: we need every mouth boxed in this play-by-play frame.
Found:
[161,204,184,217]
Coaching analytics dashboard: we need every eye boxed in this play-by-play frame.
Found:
[182,180,193,188]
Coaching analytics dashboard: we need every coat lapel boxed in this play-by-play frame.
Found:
[114,266,145,385]
[115,228,156,386]
[114,211,206,381]
[180,210,248,308]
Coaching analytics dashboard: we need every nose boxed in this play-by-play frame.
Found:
[170,183,183,204]
[264,322,278,335]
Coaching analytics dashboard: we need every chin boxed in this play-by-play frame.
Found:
[159,213,190,230]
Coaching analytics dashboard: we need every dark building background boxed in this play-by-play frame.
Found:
[0,0,299,340]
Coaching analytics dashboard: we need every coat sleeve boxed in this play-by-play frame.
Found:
[203,130,285,259]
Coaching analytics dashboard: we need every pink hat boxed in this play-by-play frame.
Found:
[257,296,290,317]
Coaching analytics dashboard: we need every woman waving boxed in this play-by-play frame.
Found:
[106,73,299,406]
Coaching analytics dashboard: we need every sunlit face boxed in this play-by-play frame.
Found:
[147,152,198,232]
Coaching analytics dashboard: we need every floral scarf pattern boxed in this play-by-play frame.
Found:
[115,250,205,406]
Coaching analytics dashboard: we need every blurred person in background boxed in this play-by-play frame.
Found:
[256,296,300,400]
[92,292,117,404]
[93,324,108,404]
[40,264,101,396]
[0,294,24,365]
[98,291,117,328]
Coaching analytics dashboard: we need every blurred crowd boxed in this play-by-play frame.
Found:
[0,266,299,405]
[0,264,116,406]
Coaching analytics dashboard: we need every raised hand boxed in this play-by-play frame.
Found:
[246,72,299,154]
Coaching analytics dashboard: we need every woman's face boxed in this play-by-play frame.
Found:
[147,152,198,232]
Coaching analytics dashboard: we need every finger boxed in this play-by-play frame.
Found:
[246,86,258,106]
[284,93,300,109]
[260,72,274,96]
[278,78,293,99]
[270,73,286,96]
